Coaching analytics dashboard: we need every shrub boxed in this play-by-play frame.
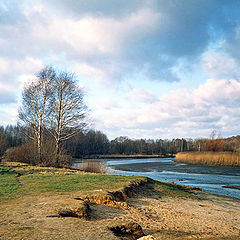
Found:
[56,153,72,168]
[3,141,72,168]
[3,143,38,165]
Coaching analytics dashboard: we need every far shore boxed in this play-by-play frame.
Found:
[77,154,175,160]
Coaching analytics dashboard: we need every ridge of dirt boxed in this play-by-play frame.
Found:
[76,178,150,209]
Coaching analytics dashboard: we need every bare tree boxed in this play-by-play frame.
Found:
[18,66,88,166]
[48,71,88,165]
[18,66,55,161]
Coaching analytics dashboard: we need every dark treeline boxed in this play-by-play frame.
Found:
[1,125,240,160]
[65,133,195,157]
[63,131,240,157]
[0,125,23,156]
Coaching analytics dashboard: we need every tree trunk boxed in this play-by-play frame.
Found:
[55,138,60,167]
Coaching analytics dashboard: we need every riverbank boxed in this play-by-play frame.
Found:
[175,152,240,167]
[80,154,175,159]
[1,162,240,239]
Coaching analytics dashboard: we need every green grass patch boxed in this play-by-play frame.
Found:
[0,162,146,198]
[19,173,144,195]
[152,179,198,198]
[0,162,196,200]
[0,170,19,197]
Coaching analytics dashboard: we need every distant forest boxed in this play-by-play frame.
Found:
[1,125,240,160]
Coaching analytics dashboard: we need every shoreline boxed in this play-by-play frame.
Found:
[76,154,175,160]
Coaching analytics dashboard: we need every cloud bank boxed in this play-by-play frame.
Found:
[95,78,240,139]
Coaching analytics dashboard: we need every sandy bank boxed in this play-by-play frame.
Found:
[1,188,240,240]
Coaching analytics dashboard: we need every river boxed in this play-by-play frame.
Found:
[72,158,240,199]
[108,158,240,199]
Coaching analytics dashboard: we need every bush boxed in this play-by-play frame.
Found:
[3,143,38,165]
[56,153,72,168]
[3,141,72,168]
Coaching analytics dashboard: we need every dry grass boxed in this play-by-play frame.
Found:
[76,160,108,173]
[175,152,240,167]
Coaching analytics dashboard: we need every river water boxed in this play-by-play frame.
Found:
[104,158,240,199]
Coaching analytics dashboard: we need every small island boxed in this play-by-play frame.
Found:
[222,185,240,190]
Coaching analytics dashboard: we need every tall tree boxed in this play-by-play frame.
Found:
[48,71,88,165]
[18,67,55,161]
[18,66,88,165]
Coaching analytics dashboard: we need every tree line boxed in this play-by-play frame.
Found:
[0,125,23,156]
[64,132,240,157]
[1,124,240,164]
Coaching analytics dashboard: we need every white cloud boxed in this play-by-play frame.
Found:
[94,78,240,139]
[0,104,18,125]
[202,50,240,79]
[0,56,43,105]
[96,98,120,110]
[31,8,160,56]
[17,74,36,90]
[128,88,158,103]
[0,57,43,75]
[194,79,240,104]
[74,62,106,83]
[1,0,240,140]
[0,58,10,74]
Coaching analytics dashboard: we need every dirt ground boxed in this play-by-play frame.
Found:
[0,190,240,240]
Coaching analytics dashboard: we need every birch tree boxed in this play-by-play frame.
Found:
[18,66,55,161]
[18,66,88,166]
[48,71,88,165]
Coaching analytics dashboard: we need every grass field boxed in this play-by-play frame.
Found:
[0,162,148,199]
[175,152,240,167]
[0,162,196,200]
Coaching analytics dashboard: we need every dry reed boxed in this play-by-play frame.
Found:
[78,160,107,173]
[175,152,240,167]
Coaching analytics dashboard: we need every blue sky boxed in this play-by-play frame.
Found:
[0,0,240,139]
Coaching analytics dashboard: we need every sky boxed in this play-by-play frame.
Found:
[0,0,240,140]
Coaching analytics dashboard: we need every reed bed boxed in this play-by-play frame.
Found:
[175,152,240,167]
[77,160,108,173]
